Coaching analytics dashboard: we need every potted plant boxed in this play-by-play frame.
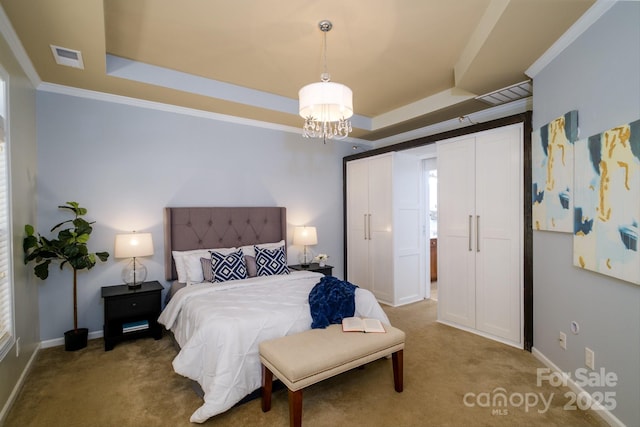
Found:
[23,202,109,351]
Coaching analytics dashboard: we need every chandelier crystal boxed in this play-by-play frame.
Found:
[299,20,353,142]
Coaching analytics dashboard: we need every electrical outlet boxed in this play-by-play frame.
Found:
[585,347,595,369]
[558,332,567,350]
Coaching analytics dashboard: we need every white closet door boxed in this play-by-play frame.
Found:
[437,137,477,328]
[393,152,424,305]
[474,125,522,343]
[346,160,370,290]
[346,152,423,307]
[368,155,394,303]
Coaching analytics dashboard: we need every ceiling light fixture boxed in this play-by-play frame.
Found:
[299,20,353,142]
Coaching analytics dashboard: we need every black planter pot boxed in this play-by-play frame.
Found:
[64,328,88,351]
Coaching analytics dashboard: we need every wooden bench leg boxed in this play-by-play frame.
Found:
[288,389,303,427]
[392,349,404,392]
[261,364,273,412]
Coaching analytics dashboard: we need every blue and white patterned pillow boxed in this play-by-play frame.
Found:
[255,245,290,276]
[209,249,248,283]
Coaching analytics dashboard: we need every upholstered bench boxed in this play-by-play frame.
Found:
[259,323,405,427]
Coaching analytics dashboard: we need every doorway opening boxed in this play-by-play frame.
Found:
[423,158,437,301]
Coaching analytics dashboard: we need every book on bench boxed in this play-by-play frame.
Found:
[341,317,386,333]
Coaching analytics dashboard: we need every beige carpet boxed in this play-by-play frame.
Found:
[5,300,608,427]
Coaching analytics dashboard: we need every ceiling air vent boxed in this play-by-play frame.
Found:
[50,45,84,69]
[476,80,532,106]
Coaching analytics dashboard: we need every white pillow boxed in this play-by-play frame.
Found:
[240,240,285,258]
[172,249,208,283]
[184,247,238,285]
[172,247,236,283]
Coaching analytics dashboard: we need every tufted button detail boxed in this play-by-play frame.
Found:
[218,238,223,243]
[208,220,213,226]
[228,220,232,225]
[198,240,203,244]
[187,222,192,227]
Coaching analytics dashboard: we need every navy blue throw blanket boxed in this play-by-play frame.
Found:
[308,276,358,329]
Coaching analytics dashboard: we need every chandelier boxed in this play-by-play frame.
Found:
[299,20,353,142]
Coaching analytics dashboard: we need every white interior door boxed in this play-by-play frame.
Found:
[474,125,522,343]
[346,160,370,290]
[368,155,394,303]
[393,152,424,305]
[437,137,477,328]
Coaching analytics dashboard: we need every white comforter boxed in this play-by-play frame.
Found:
[157,270,390,423]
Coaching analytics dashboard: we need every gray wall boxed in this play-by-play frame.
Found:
[35,91,357,342]
[532,2,640,425]
[0,28,39,418]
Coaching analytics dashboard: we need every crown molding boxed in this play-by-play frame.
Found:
[0,4,41,87]
[526,0,617,78]
[38,82,301,133]
[37,82,376,147]
[35,80,528,150]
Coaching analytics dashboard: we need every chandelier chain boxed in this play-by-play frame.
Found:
[321,23,329,82]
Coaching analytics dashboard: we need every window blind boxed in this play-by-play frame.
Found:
[0,75,13,360]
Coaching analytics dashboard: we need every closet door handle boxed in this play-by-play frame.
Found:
[468,215,473,251]
[476,215,480,252]
[364,214,368,240]
[368,214,372,240]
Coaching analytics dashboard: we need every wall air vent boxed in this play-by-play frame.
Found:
[476,80,532,106]
[50,45,84,69]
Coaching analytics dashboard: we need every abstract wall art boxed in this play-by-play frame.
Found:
[573,119,640,285]
[532,110,579,232]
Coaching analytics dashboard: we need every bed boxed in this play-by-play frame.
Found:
[157,207,391,423]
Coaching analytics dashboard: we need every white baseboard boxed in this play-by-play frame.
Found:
[0,342,41,426]
[40,329,103,349]
[531,347,625,427]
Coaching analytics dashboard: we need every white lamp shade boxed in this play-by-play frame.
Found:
[114,233,154,258]
[293,226,318,246]
[299,81,353,121]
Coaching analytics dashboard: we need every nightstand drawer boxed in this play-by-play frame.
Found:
[106,293,158,319]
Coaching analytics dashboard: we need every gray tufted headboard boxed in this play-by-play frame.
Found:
[164,207,287,281]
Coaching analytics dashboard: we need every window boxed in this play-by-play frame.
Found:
[0,68,14,361]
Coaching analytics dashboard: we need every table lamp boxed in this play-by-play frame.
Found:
[115,232,154,289]
[293,226,317,267]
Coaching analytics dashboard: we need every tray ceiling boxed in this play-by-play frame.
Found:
[0,0,595,143]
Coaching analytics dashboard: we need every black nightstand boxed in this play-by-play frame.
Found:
[289,263,333,276]
[101,281,164,351]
